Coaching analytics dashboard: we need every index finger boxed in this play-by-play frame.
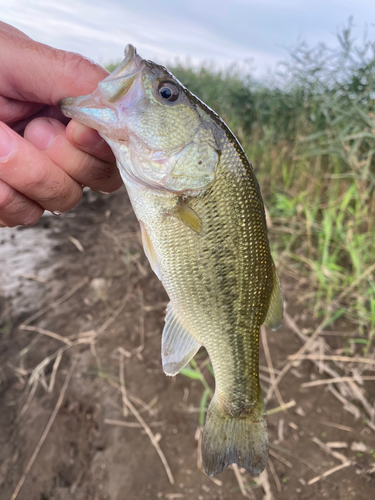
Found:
[0,21,109,105]
[0,121,82,212]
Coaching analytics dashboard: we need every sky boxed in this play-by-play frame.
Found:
[1,0,374,76]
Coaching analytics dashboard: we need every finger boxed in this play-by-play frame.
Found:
[0,21,32,39]
[0,179,44,227]
[66,120,116,163]
[0,95,43,123]
[10,105,70,136]
[0,25,109,105]
[24,118,123,193]
[0,121,82,212]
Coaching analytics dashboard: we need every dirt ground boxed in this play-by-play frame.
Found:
[1,188,374,500]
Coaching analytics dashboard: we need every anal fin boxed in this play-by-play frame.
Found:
[162,302,201,376]
[264,265,283,331]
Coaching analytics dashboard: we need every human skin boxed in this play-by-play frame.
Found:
[0,21,123,227]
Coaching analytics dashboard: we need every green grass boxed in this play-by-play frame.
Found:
[181,358,213,425]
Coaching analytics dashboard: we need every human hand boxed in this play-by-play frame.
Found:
[0,22,122,227]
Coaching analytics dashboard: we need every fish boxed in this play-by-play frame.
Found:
[60,45,283,477]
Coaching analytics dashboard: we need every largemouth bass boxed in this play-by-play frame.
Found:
[60,45,283,476]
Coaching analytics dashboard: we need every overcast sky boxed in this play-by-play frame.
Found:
[1,0,374,75]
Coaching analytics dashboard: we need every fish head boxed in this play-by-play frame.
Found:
[60,45,220,193]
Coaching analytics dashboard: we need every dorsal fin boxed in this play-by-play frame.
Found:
[162,303,201,376]
[264,266,283,331]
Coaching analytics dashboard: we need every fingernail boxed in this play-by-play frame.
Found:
[26,119,57,151]
[72,123,105,150]
[0,126,15,161]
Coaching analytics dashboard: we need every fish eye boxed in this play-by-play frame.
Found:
[158,82,179,102]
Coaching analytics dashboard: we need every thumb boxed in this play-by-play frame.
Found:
[0,21,109,105]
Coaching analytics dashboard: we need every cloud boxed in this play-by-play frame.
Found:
[0,0,373,75]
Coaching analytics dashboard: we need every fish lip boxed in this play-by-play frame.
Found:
[107,44,142,78]
[59,92,117,131]
[59,94,102,112]
[97,44,144,103]
[59,43,145,131]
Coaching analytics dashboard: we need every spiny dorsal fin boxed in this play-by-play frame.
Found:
[264,266,283,331]
[170,199,203,234]
[162,302,201,376]
[139,221,161,280]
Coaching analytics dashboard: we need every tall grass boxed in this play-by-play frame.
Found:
[171,24,375,347]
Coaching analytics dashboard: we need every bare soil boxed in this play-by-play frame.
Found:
[1,189,374,500]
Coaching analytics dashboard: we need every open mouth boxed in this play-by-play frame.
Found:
[60,44,145,132]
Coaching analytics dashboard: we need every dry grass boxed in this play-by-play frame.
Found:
[10,359,78,500]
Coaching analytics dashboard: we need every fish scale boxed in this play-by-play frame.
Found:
[60,44,283,477]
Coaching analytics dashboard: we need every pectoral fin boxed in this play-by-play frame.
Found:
[170,200,203,235]
[162,302,201,376]
[139,222,161,280]
[264,266,283,331]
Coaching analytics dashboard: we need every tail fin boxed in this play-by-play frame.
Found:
[201,399,268,476]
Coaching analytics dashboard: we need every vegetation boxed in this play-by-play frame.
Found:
[170,23,375,347]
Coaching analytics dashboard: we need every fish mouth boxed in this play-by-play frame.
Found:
[60,44,145,133]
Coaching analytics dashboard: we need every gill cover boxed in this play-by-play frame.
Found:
[60,45,219,193]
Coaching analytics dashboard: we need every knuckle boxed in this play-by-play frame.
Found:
[0,180,43,226]
[66,151,114,188]
[86,158,114,182]
[23,157,50,192]
[22,159,82,211]
[80,155,120,189]
[23,208,43,226]
[101,174,123,193]
[52,51,106,102]
[60,52,87,79]
[0,181,16,210]
[62,184,82,211]
[41,179,82,211]
[0,220,17,228]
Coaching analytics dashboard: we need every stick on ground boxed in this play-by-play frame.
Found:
[10,358,77,500]
[119,360,175,485]
[307,461,351,485]
[268,457,282,492]
[267,399,296,415]
[261,325,285,408]
[231,464,256,499]
[20,277,89,328]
